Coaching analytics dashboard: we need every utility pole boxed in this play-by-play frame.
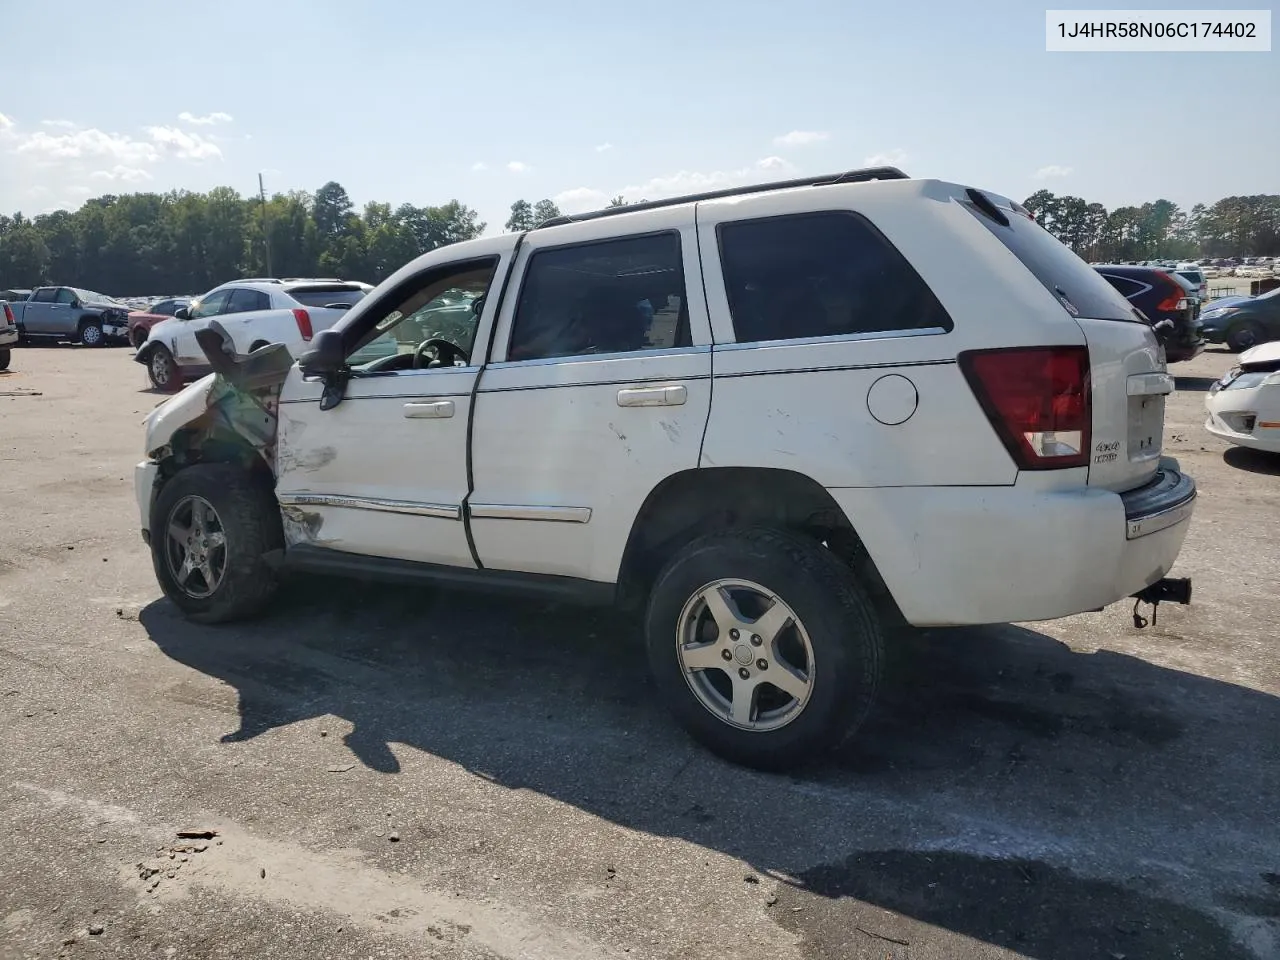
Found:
[258,172,274,278]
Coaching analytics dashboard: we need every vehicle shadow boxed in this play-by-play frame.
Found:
[138,579,1278,960]
[1224,446,1280,476]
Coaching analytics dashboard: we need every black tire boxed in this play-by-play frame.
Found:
[1226,320,1265,353]
[147,344,182,392]
[644,526,884,771]
[78,318,104,347]
[0,348,9,371]
[130,327,148,350]
[150,464,284,624]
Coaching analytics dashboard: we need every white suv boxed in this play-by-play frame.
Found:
[135,278,375,390]
[134,168,1196,770]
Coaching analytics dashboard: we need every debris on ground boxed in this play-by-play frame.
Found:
[175,828,218,840]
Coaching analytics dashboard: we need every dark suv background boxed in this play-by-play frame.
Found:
[1093,264,1204,362]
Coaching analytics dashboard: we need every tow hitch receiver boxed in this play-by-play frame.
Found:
[1130,577,1192,628]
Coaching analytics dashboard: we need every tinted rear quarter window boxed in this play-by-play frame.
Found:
[717,211,952,344]
[226,289,271,313]
[962,202,1133,321]
[1100,274,1142,299]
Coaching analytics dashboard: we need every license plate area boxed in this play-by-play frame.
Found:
[1127,395,1165,461]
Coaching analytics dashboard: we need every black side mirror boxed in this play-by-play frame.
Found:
[299,328,345,378]
[174,307,190,320]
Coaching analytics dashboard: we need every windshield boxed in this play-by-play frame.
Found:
[73,288,121,305]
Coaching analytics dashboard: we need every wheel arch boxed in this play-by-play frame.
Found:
[615,466,900,617]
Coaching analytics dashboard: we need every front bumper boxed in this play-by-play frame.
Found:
[1205,385,1280,453]
[135,460,160,541]
[827,458,1195,627]
[102,316,130,339]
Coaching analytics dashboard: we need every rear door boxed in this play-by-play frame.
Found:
[964,202,1168,492]
[469,212,713,583]
[173,289,232,365]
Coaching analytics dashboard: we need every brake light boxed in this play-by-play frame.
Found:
[2,304,12,324]
[1155,276,1186,312]
[960,346,1092,469]
[292,308,313,341]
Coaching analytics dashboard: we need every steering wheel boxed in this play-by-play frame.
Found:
[413,337,466,369]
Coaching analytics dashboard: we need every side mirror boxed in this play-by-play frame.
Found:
[174,307,190,320]
[299,328,345,378]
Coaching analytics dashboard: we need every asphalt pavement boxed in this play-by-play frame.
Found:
[1,343,1277,960]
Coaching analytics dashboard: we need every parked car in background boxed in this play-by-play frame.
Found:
[0,301,17,370]
[135,278,376,390]
[1093,264,1204,362]
[6,286,131,346]
[1205,341,1280,453]
[1167,263,1208,302]
[127,298,191,349]
[1,289,33,304]
[1197,287,1280,351]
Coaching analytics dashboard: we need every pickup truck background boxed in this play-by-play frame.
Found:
[7,286,132,346]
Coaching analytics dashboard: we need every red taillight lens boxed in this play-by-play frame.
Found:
[2,304,12,324]
[292,308,313,341]
[960,346,1092,470]
[1155,277,1186,312]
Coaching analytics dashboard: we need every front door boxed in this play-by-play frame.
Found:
[22,288,59,334]
[173,289,232,365]
[273,257,503,567]
[468,213,714,584]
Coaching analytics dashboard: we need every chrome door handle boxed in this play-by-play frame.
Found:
[617,384,687,407]
[403,400,455,419]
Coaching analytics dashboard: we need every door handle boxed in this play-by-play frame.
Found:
[617,385,687,407]
[403,400,455,419]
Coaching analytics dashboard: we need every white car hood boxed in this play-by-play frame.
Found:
[1238,341,1280,366]
[143,373,217,457]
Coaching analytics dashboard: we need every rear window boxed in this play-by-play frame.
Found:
[288,286,368,309]
[962,201,1133,321]
[1177,270,1204,284]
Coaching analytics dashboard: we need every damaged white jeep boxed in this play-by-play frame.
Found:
[136,167,1196,769]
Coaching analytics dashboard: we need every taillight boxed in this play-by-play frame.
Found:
[2,304,12,324]
[1155,277,1186,312]
[960,346,1092,470]
[292,308,313,341]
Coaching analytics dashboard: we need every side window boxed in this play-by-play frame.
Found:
[32,288,57,303]
[1101,275,1141,299]
[717,212,952,344]
[508,232,690,363]
[347,259,498,369]
[155,300,178,316]
[54,288,77,304]
[225,289,270,314]
[189,289,232,320]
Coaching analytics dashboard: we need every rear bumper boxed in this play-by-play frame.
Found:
[828,459,1195,627]
[0,327,17,347]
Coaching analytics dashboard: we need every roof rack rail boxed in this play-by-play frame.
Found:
[534,166,909,230]
[234,277,284,284]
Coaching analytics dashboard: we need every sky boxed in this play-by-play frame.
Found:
[0,0,1276,235]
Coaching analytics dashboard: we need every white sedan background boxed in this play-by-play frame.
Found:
[1205,341,1280,453]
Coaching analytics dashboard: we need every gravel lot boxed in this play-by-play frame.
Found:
[1,343,1278,960]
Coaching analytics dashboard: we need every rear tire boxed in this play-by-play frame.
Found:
[147,344,182,392]
[130,328,148,350]
[0,348,9,371]
[1226,320,1265,353]
[150,464,284,624]
[644,526,884,771]
[78,319,104,347]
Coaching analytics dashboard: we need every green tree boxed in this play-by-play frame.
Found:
[505,199,534,233]
[532,199,562,226]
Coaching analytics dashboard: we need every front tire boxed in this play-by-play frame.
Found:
[0,348,9,371]
[150,464,284,624]
[1227,320,1265,353]
[147,344,182,391]
[130,327,148,350]
[78,319,104,347]
[644,527,884,771]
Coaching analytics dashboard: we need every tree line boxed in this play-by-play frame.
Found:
[1,181,1276,297]
[1023,190,1279,262]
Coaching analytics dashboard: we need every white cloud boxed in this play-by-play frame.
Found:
[756,155,793,172]
[178,111,233,126]
[553,186,611,213]
[470,160,488,171]
[40,119,76,129]
[68,185,92,195]
[145,125,222,160]
[27,185,49,197]
[1033,164,1073,179]
[15,128,162,165]
[863,148,909,167]
[90,165,153,183]
[594,142,613,153]
[0,113,13,132]
[773,130,829,147]
[507,160,529,173]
